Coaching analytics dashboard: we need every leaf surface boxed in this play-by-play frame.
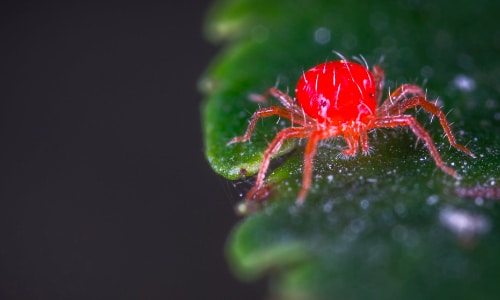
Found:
[201,0,500,298]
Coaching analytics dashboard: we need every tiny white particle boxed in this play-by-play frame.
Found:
[394,203,406,216]
[426,194,439,205]
[439,206,491,237]
[323,200,333,213]
[327,174,334,183]
[314,27,331,45]
[360,199,370,209]
[452,74,476,92]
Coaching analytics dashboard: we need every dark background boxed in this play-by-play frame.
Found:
[0,1,265,299]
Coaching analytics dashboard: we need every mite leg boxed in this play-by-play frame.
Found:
[372,64,385,105]
[394,96,475,158]
[246,127,311,201]
[341,131,359,156]
[227,106,307,145]
[360,130,370,154]
[268,87,296,110]
[377,84,426,115]
[374,115,460,178]
[296,128,342,204]
[296,131,324,204]
[268,87,313,125]
[251,87,305,114]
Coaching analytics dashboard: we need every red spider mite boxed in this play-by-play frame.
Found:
[228,55,476,204]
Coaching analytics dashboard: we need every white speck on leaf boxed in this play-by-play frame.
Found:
[452,74,476,92]
[439,207,491,238]
[314,27,331,45]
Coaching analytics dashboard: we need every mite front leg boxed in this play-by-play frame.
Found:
[296,131,323,204]
[245,127,311,201]
[250,87,302,113]
[268,87,297,110]
[227,106,306,145]
[267,87,312,123]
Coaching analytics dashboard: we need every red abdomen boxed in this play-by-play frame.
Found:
[295,61,377,126]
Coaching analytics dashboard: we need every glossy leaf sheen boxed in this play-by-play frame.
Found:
[201,0,500,299]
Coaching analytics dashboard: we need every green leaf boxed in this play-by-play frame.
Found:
[201,0,500,299]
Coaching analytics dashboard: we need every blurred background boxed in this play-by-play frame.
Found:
[0,1,265,299]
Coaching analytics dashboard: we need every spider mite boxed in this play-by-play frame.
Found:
[228,56,476,204]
